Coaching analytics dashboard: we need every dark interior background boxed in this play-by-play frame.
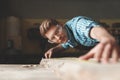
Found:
[1,0,120,19]
[0,0,120,64]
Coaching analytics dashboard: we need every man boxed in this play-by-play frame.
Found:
[39,16,120,63]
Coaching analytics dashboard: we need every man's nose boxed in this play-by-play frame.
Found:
[54,35,60,40]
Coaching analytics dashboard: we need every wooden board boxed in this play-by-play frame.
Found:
[0,64,61,80]
[1,57,120,80]
[40,57,120,80]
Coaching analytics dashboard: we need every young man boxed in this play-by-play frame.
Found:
[40,16,120,63]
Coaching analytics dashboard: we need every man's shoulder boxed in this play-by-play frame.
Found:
[71,16,90,20]
[66,16,90,23]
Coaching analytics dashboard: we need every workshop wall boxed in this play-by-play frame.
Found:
[0,0,120,55]
[1,0,120,19]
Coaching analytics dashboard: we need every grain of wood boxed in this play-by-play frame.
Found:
[40,57,120,80]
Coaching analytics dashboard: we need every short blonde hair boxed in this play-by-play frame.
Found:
[40,18,59,38]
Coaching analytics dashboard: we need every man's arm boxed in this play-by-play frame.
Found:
[44,44,65,58]
[79,26,120,63]
[90,26,115,43]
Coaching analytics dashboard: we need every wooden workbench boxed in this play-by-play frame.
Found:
[0,58,120,80]
[40,58,120,80]
[0,64,61,80]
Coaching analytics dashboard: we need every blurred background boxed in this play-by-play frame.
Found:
[0,0,120,64]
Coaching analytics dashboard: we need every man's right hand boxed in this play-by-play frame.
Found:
[44,48,54,58]
[44,44,65,58]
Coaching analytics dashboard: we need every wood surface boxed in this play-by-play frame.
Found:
[40,57,120,80]
[0,57,120,80]
[0,64,61,80]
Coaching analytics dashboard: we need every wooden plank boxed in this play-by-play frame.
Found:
[1,58,120,80]
[0,64,61,80]
[40,57,120,80]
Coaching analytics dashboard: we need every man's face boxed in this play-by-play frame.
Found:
[45,25,68,44]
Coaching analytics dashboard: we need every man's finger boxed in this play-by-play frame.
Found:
[101,44,112,63]
[111,47,119,63]
[94,43,104,62]
[48,52,52,58]
[45,53,49,58]
[44,53,47,58]
[79,52,94,60]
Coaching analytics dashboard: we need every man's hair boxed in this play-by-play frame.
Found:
[40,18,59,38]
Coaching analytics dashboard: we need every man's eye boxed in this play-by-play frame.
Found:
[55,31,58,35]
[51,36,55,40]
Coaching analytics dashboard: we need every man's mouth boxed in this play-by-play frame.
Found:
[61,37,67,43]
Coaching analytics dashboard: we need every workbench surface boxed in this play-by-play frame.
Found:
[0,64,61,80]
[1,58,120,80]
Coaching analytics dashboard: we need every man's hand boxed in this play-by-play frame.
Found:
[44,44,65,59]
[44,48,54,58]
[79,39,120,63]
